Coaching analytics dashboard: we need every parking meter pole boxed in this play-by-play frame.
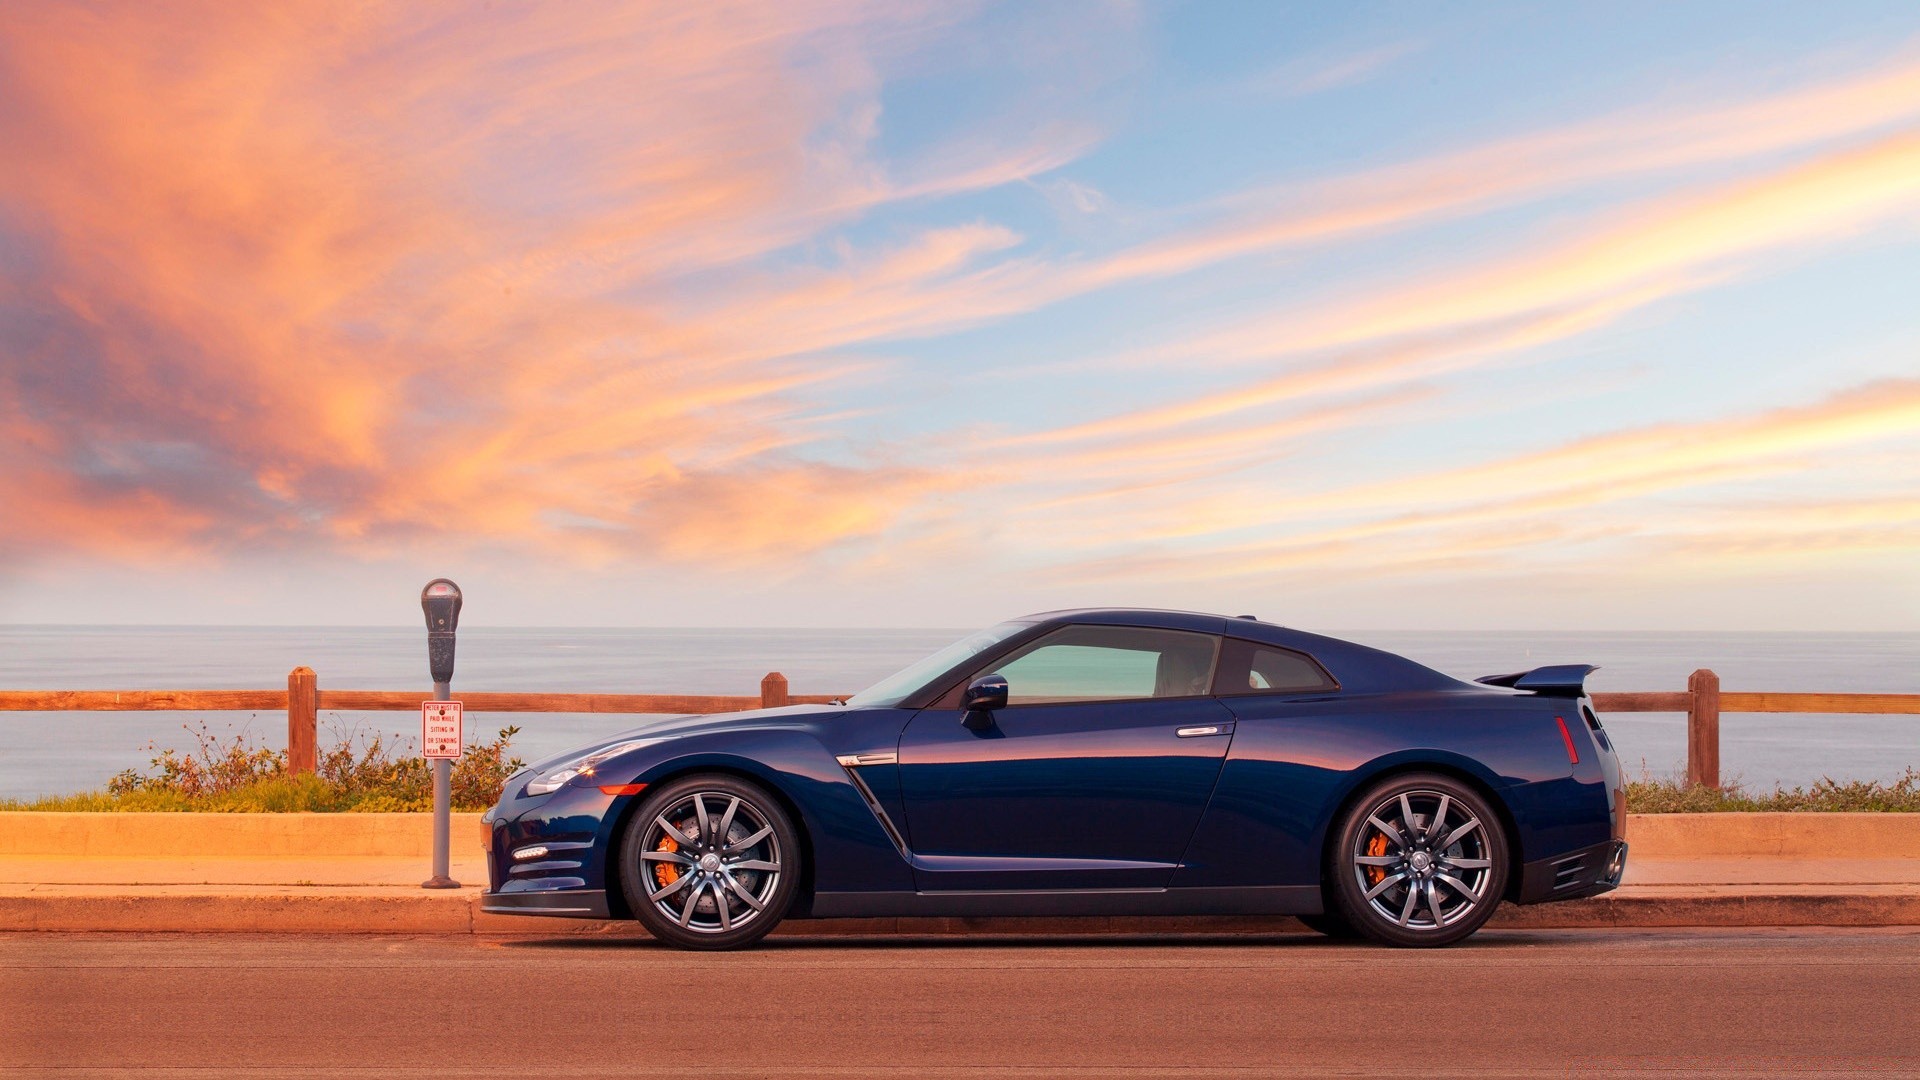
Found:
[426,675,455,889]
[421,579,463,891]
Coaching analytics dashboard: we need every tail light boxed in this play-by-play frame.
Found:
[1554,715,1580,765]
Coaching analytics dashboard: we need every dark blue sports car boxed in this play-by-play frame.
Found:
[481,609,1626,948]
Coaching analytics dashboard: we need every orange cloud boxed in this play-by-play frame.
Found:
[2,1,1915,608]
[0,1,1100,566]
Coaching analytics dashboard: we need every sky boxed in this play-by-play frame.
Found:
[1,1,1917,631]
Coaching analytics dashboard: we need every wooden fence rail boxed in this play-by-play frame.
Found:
[0,670,838,774]
[2,667,1916,786]
[1592,669,1920,787]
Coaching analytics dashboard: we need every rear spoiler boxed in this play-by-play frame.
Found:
[1475,664,1598,697]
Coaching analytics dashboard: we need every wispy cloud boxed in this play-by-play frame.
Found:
[994,125,1920,470]
[1059,377,1920,583]
[1247,41,1425,98]
[672,48,1920,400]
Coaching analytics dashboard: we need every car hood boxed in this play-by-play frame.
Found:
[519,704,844,777]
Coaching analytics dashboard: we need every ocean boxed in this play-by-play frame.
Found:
[0,625,1915,800]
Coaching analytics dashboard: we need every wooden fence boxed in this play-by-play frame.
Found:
[0,669,838,775]
[1593,669,1920,787]
[2,667,1916,788]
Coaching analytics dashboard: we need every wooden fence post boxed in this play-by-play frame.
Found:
[288,666,318,774]
[1686,668,1720,789]
[760,672,789,709]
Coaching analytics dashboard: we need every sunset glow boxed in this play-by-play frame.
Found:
[2,3,1916,629]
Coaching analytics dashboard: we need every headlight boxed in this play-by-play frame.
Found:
[524,770,579,796]
[524,740,654,796]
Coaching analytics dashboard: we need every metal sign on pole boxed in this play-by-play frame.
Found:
[420,578,463,890]
[421,701,463,759]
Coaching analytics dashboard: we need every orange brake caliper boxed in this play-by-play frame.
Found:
[1366,831,1389,886]
[654,833,681,889]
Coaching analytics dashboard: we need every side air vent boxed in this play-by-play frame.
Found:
[1550,854,1588,892]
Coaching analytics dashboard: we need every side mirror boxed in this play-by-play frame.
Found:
[963,673,1008,712]
[962,674,1007,730]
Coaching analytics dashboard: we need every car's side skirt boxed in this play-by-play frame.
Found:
[482,889,611,919]
[805,884,1319,918]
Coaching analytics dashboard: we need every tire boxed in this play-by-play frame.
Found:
[1327,772,1509,948]
[618,774,801,950]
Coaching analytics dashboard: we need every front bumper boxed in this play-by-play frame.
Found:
[481,783,630,906]
[480,889,611,919]
[1516,839,1627,904]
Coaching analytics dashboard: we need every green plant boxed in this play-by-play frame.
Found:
[1625,766,1920,813]
[8,716,525,813]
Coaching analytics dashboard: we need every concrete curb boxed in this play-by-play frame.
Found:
[8,811,1920,859]
[4,887,1917,935]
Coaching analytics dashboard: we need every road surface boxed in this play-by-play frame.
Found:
[4,928,1918,1076]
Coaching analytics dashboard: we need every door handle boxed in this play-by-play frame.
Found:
[1175,723,1234,738]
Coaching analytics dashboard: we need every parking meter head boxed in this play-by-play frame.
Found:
[421,578,463,632]
[421,579,462,686]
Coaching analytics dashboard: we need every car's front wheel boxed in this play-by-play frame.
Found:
[1327,772,1509,947]
[618,774,801,950]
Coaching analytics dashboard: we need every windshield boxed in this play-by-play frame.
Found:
[845,620,1032,708]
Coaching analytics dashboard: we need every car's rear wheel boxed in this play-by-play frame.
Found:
[619,774,800,950]
[1328,772,1508,947]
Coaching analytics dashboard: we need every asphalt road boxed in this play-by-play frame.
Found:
[4,928,1919,1077]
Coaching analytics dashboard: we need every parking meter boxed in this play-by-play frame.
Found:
[420,578,462,889]
[422,579,462,694]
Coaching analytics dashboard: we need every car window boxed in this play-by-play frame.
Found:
[846,619,1033,708]
[985,625,1220,706]
[1216,640,1337,695]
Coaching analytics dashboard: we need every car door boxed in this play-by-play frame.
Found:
[896,623,1237,891]
[1168,637,1348,891]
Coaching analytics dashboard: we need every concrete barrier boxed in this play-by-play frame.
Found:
[4,812,1918,934]
[1625,813,1920,859]
[6,889,1917,935]
[4,811,1918,859]
[0,812,486,858]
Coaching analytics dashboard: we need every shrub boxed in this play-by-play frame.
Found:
[107,720,286,800]
[9,717,525,812]
[1626,766,1920,813]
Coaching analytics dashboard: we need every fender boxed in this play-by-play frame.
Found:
[1172,694,1572,892]
[593,726,917,903]
[1235,746,1514,887]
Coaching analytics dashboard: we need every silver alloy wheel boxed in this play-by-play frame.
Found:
[638,791,783,935]
[1351,788,1495,931]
